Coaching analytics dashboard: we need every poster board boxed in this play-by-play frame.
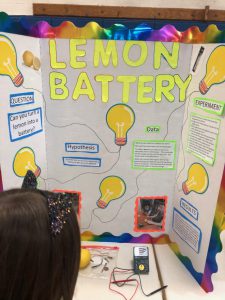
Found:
[0,32,225,292]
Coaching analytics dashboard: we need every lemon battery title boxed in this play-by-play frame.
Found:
[49,39,192,103]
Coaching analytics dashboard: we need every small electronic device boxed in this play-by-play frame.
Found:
[133,246,149,274]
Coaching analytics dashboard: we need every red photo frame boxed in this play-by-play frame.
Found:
[134,196,168,232]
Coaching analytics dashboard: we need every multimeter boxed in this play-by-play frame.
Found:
[133,246,149,274]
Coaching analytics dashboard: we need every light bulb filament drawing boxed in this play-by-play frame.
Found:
[101,189,114,202]
[199,46,225,94]
[106,104,135,146]
[13,147,41,178]
[0,35,24,87]
[3,58,18,78]
[26,161,36,172]
[185,177,196,189]
[97,176,126,209]
[182,163,209,195]
[204,66,217,86]
[116,122,125,138]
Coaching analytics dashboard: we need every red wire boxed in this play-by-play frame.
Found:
[111,279,136,284]
[108,269,139,300]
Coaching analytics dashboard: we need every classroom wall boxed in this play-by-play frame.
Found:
[1,0,225,15]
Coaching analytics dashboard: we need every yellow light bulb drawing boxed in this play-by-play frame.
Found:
[13,147,41,178]
[0,35,23,87]
[182,163,209,195]
[106,104,135,146]
[199,46,225,94]
[97,176,126,209]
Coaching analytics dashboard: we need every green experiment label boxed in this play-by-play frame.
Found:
[194,97,225,116]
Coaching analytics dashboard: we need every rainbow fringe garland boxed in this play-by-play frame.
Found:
[1,11,225,292]
[0,11,225,42]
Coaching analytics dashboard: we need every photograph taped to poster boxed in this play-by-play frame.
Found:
[134,196,167,232]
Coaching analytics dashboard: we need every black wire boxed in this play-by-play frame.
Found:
[111,267,168,297]
[112,267,135,287]
[138,273,168,297]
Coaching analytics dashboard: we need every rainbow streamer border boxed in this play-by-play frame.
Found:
[0,11,225,43]
[0,11,225,293]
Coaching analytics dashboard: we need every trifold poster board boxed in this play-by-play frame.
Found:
[0,32,225,292]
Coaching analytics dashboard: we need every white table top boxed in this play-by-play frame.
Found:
[74,242,162,300]
[156,244,225,300]
[74,242,225,300]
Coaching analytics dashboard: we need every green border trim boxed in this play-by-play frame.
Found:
[132,140,176,170]
[186,112,221,166]
[193,97,225,116]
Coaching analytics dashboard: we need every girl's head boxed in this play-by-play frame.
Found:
[0,188,81,300]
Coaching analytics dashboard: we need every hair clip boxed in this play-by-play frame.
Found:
[22,171,74,236]
[21,170,37,189]
[47,192,73,236]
